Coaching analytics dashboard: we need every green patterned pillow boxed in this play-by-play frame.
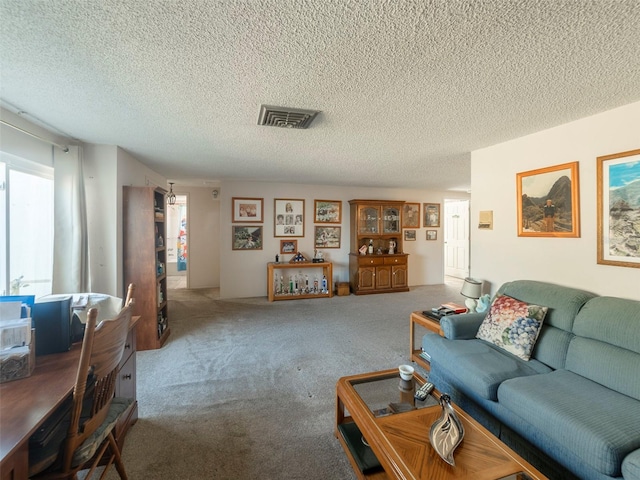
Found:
[476,294,548,361]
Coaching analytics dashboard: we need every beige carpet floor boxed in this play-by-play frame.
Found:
[102,280,463,479]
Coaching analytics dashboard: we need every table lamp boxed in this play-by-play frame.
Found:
[460,277,483,312]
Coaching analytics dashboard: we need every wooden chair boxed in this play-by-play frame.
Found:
[29,284,136,480]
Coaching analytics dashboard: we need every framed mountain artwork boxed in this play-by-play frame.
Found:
[516,162,580,238]
[597,148,640,268]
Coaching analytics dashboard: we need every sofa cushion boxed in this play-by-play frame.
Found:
[476,295,548,361]
[497,280,596,369]
[498,369,640,477]
[422,333,551,401]
[567,296,640,401]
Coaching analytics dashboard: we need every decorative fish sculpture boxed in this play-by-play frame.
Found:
[429,394,465,466]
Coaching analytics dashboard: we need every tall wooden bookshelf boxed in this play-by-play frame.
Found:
[123,186,170,350]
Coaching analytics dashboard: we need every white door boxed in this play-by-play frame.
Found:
[444,199,469,279]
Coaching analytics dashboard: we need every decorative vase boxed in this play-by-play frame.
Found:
[429,394,465,466]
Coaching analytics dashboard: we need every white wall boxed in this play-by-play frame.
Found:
[220,181,468,298]
[471,101,640,301]
[83,145,167,297]
[171,185,220,289]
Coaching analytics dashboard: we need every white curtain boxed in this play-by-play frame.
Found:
[52,145,90,293]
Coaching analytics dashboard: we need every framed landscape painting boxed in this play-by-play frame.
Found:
[597,148,640,268]
[314,200,341,223]
[232,226,262,250]
[516,162,580,238]
[274,199,304,237]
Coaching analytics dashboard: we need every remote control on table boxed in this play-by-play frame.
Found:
[414,381,434,401]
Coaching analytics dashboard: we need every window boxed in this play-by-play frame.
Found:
[1,153,54,297]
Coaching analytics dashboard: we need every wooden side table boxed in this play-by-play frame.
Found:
[410,311,444,371]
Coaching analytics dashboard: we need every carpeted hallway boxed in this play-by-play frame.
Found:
[107,280,463,479]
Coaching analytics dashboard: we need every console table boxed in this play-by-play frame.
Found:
[0,317,139,480]
[267,262,333,301]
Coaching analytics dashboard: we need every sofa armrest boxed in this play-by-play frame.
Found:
[440,312,486,340]
[622,448,640,480]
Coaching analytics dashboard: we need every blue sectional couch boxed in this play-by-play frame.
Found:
[422,280,640,480]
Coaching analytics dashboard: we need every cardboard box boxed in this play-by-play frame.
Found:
[336,282,350,296]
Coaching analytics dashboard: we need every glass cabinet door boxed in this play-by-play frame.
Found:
[383,207,400,233]
[358,206,380,234]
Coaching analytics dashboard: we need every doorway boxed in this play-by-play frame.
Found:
[166,194,188,289]
[444,199,470,279]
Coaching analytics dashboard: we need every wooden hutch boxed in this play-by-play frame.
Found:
[348,199,409,295]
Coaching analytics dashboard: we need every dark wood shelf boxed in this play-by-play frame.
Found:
[124,186,170,351]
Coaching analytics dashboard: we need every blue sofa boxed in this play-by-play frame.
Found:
[422,280,640,480]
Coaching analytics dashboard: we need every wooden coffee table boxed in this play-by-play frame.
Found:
[335,369,546,480]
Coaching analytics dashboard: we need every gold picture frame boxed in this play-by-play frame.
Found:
[516,162,580,237]
[280,239,297,254]
[232,226,263,250]
[402,203,420,228]
[597,148,640,268]
[314,226,341,248]
[314,200,341,223]
[232,197,263,223]
[274,199,304,237]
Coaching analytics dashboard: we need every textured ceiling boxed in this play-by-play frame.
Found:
[1,1,640,191]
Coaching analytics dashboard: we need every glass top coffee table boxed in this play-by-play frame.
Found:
[335,369,545,480]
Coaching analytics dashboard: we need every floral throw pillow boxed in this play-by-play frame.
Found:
[475,294,548,361]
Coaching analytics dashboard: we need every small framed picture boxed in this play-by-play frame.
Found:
[232,226,263,250]
[232,197,263,223]
[314,226,341,248]
[404,230,416,241]
[424,203,440,227]
[280,239,297,254]
[426,230,437,241]
[274,198,304,237]
[402,203,420,228]
[314,200,342,223]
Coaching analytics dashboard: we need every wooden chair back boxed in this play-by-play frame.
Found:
[61,296,133,472]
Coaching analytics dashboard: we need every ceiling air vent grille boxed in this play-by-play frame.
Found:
[257,105,320,129]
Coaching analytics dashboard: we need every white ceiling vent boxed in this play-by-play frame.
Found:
[257,105,320,129]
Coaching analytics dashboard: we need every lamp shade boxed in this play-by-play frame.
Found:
[460,277,482,299]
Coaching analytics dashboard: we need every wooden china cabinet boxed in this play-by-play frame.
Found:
[348,200,409,295]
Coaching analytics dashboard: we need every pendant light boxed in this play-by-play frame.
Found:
[167,182,176,205]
